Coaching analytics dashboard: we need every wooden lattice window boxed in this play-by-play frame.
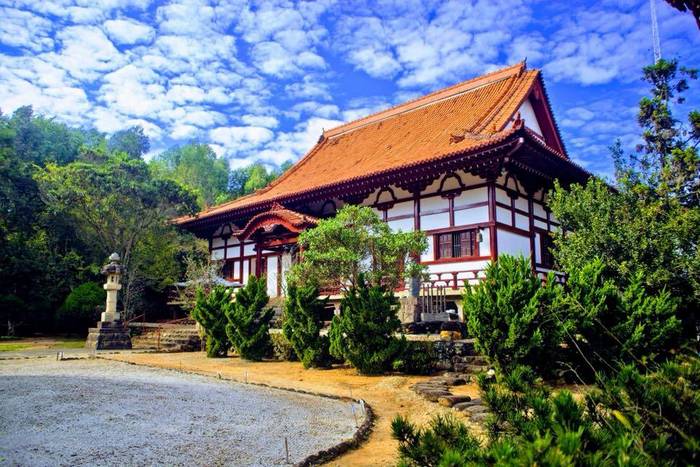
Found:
[540,232,555,268]
[436,229,477,259]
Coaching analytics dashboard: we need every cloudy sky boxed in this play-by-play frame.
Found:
[1,0,698,177]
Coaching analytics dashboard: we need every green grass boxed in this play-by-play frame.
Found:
[0,342,30,352]
[50,338,85,349]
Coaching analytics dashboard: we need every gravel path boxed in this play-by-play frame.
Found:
[0,358,359,466]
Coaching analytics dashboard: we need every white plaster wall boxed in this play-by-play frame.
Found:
[281,252,292,294]
[495,188,510,205]
[388,218,414,232]
[211,249,224,260]
[497,229,531,258]
[514,197,528,212]
[243,261,250,283]
[421,213,450,230]
[518,99,543,135]
[226,246,238,258]
[389,200,414,217]
[244,244,256,256]
[496,206,511,225]
[266,256,278,297]
[479,228,490,257]
[212,237,225,249]
[454,187,486,205]
[454,205,488,225]
[515,213,530,231]
[533,201,547,218]
[421,239,434,262]
[427,259,490,274]
[534,219,548,230]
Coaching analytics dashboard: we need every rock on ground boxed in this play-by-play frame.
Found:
[0,358,359,466]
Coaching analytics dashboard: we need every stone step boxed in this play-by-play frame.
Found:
[437,395,472,407]
[452,399,482,411]
[454,363,489,374]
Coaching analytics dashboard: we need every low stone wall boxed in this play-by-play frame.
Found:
[431,339,488,373]
[130,323,201,352]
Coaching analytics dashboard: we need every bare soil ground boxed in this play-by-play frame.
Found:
[103,352,482,466]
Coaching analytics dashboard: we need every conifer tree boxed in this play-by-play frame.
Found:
[225,275,274,361]
[328,273,404,375]
[191,285,231,358]
[282,281,331,368]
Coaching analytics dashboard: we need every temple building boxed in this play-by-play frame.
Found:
[175,62,589,318]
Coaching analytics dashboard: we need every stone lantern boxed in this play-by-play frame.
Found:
[101,252,125,322]
[85,253,132,350]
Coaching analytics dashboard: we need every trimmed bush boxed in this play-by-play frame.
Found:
[463,255,564,376]
[225,275,274,361]
[392,340,435,375]
[270,331,297,361]
[57,282,105,334]
[282,282,331,368]
[328,274,404,375]
[558,259,682,375]
[191,285,231,358]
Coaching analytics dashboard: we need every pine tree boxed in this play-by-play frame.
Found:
[282,281,331,368]
[463,255,564,376]
[328,273,404,375]
[191,285,231,358]
[225,275,274,361]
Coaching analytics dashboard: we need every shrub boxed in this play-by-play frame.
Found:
[191,285,231,358]
[282,281,331,368]
[270,331,297,361]
[392,340,435,375]
[558,259,682,376]
[57,282,105,334]
[394,353,700,466]
[225,275,274,361]
[0,294,29,336]
[328,274,404,375]
[463,255,565,376]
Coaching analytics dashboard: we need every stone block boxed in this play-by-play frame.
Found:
[437,395,471,407]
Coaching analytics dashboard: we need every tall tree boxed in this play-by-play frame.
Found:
[151,143,229,207]
[34,154,198,315]
[107,126,150,159]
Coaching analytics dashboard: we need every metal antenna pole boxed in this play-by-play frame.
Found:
[650,0,661,62]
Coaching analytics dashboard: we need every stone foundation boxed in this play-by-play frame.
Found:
[431,340,489,373]
[85,321,132,350]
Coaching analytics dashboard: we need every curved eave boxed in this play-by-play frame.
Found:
[175,128,590,233]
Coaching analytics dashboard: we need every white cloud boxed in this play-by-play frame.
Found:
[241,114,279,128]
[47,25,125,81]
[103,19,155,45]
[0,8,55,52]
[209,126,275,153]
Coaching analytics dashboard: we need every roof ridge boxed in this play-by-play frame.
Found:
[323,61,527,139]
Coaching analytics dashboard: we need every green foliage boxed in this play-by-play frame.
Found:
[56,282,105,334]
[225,275,274,361]
[282,281,331,368]
[293,205,427,291]
[328,274,404,375]
[395,354,700,466]
[392,413,482,466]
[35,154,199,316]
[559,259,682,375]
[463,255,564,376]
[269,331,297,361]
[151,143,229,208]
[191,285,231,358]
[391,340,435,375]
[107,126,150,159]
[549,59,699,337]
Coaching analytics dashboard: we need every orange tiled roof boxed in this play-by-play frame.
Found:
[178,62,553,225]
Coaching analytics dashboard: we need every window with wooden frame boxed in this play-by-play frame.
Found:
[435,229,478,260]
[222,260,237,280]
[540,232,555,268]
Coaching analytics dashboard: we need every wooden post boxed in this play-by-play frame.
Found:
[487,180,498,260]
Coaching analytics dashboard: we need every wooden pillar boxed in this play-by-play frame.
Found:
[487,180,498,260]
[255,241,263,278]
[413,191,420,231]
[528,197,536,271]
[239,241,244,281]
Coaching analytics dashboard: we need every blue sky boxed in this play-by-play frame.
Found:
[0,0,698,178]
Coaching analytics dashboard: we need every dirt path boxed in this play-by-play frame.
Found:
[104,352,480,466]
